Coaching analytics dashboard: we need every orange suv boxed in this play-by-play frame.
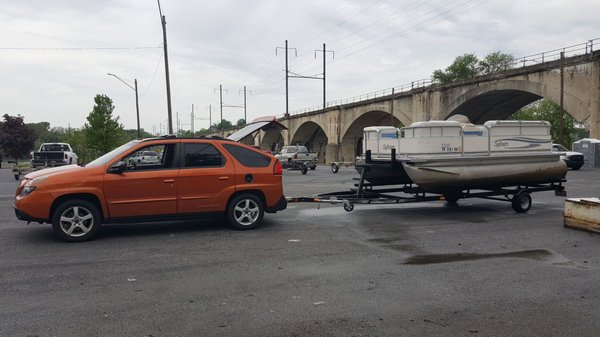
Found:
[14,136,287,242]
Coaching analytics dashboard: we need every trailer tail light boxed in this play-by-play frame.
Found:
[273,159,283,176]
[294,153,298,159]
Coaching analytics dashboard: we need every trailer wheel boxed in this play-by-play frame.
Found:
[14,174,20,181]
[343,200,354,212]
[511,191,532,213]
[331,163,339,174]
[300,166,308,175]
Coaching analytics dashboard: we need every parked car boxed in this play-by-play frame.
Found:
[130,150,160,166]
[14,136,287,242]
[552,143,584,170]
[31,142,78,168]
[275,145,318,170]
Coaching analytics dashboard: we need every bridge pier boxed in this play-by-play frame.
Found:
[591,59,600,138]
[325,143,340,163]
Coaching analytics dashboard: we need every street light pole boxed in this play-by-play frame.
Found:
[107,73,141,138]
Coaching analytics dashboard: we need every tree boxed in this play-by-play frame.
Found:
[510,99,583,146]
[236,118,246,127]
[478,51,514,75]
[433,53,479,84]
[214,119,233,130]
[83,95,125,156]
[0,114,37,162]
[433,52,514,85]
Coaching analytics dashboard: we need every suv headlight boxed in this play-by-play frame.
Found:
[20,186,37,197]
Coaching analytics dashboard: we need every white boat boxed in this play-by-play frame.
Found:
[359,117,567,196]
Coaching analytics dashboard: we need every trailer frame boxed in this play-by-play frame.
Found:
[286,163,567,213]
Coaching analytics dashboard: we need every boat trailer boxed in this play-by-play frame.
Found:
[286,164,567,213]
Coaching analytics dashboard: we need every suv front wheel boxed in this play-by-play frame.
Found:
[227,194,264,230]
[51,199,101,242]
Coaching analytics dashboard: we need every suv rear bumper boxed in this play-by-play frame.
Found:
[266,195,287,213]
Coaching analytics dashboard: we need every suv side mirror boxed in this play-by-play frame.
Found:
[108,161,127,174]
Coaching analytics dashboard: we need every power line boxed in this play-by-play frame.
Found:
[0,46,162,51]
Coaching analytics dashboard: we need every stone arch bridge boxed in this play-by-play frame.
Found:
[228,50,600,164]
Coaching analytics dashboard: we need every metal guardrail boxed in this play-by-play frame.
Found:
[281,38,599,118]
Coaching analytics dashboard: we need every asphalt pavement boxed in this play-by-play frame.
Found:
[0,164,599,337]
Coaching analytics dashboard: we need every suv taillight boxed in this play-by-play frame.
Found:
[274,159,283,176]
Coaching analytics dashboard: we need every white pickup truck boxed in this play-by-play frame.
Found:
[31,143,78,168]
[275,145,318,170]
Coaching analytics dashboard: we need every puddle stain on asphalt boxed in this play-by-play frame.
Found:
[403,249,585,269]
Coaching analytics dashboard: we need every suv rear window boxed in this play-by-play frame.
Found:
[223,144,271,167]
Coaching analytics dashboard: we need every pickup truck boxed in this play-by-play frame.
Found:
[31,143,78,168]
[275,145,318,170]
[552,143,584,170]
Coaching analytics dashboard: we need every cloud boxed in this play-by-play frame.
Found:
[1,0,598,132]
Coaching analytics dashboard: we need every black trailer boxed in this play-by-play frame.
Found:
[287,161,567,213]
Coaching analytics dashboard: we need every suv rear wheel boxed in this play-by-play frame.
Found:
[227,194,264,230]
[51,199,101,242]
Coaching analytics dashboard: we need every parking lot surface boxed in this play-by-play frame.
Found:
[1,165,599,336]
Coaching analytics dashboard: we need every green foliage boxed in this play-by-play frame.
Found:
[510,99,584,147]
[236,119,246,127]
[214,119,233,130]
[83,95,125,157]
[121,128,154,142]
[0,114,37,161]
[433,52,514,85]
[433,53,479,84]
[478,51,514,74]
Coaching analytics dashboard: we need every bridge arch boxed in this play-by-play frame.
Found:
[340,110,402,162]
[290,121,328,163]
[260,129,284,153]
[444,79,589,123]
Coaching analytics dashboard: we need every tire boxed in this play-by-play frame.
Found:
[301,166,308,175]
[51,199,101,242]
[444,192,461,203]
[331,163,339,174]
[227,194,264,230]
[310,165,316,170]
[511,191,532,213]
[571,164,582,171]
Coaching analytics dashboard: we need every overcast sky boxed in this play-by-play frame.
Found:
[1,0,598,134]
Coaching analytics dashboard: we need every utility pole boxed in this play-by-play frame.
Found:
[315,43,334,110]
[390,88,395,126]
[243,86,247,124]
[559,51,565,145]
[191,104,195,133]
[276,40,297,118]
[220,84,223,124]
[157,0,173,134]
[237,86,251,125]
[207,105,213,129]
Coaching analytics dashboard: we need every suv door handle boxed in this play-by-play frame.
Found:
[163,179,175,183]
[218,176,230,180]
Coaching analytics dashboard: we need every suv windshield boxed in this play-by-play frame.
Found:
[85,140,141,167]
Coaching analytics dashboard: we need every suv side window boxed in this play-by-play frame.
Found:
[223,144,271,167]
[183,143,224,168]
[122,144,173,171]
